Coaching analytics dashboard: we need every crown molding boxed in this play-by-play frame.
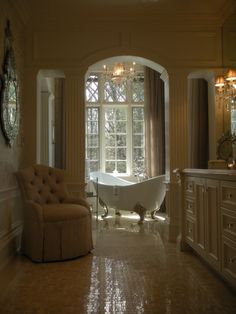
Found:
[10,0,236,31]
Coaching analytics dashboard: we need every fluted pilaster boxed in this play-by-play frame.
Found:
[22,67,38,168]
[64,71,86,192]
[168,69,189,174]
[40,92,50,165]
[165,68,189,241]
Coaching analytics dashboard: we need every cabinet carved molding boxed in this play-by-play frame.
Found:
[178,168,236,290]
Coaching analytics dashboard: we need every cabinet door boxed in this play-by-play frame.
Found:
[206,179,220,269]
[195,177,206,254]
[222,237,236,287]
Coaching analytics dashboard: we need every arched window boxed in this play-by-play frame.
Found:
[85,72,145,175]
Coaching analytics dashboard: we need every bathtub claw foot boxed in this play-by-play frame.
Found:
[99,198,109,218]
[133,202,147,223]
[151,209,159,219]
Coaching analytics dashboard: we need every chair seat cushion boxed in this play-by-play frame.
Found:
[42,203,89,222]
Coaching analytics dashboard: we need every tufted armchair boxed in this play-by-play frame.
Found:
[16,164,93,262]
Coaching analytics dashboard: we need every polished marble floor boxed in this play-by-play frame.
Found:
[0,210,236,314]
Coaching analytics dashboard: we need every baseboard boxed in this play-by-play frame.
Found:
[0,186,23,270]
[0,223,22,270]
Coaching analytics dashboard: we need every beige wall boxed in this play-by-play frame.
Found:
[21,10,236,241]
[23,24,224,170]
[0,0,24,268]
[1,3,236,266]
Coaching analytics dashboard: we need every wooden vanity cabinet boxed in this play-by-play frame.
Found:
[181,169,236,289]
[183,176,220,271]
[220,180,236,288]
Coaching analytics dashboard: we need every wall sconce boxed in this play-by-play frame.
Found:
[215,69,236,112]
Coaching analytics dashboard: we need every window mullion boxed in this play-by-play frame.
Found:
[126,105,131,176]
[86,71,144,176]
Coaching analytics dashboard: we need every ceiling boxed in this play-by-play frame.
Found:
[12,0,236,28]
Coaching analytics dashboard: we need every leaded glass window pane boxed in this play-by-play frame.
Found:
[133,107,144,120]
[117,148,126,160]
[105,148,116,160]
[132,107,145,175]
[133,134,143,147]
[87,148,99,160]
[117,161,126,173]
[105,161,115,173]
[105,134,116,146]
[86,107,100,172]
[133,148,143,159]
[87,121,98,133]
[104,81,126,102]
[105,120,115,133]
[117,135,126,146]
[116,108,126,120]
[89,161,99,172]
[132,75,144,102]
[86,74,99,103]
[87,134,99,147]
[133,120,144,133]
[104,107,127,174]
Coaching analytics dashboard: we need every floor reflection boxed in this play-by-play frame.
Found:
[0,210,236,314]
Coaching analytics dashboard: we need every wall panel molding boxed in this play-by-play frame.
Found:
[0,186,19,202]
[0,186,23,269]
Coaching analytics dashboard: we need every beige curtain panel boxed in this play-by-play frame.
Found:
[144,67,165,177]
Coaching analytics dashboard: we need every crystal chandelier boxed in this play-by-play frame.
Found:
[215,69,236,111]
[102,62,137,85]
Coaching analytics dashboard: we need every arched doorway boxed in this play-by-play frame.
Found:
[84,55,169,219]
[84,55,169,181]
[36,69,65,168]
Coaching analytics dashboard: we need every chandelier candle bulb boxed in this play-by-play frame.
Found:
[215,69,236,121]
[102,61,139,85]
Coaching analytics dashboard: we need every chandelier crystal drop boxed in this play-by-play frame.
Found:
[102,62,137,85]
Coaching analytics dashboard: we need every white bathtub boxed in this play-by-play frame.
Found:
[89,172,167,222]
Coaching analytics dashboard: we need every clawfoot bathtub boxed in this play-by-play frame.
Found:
[89,172,166,222]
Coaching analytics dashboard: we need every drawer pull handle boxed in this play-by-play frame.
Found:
[188,204,192,209]
[188,228,192,233]
[226,193,232,199]
[227,223,234,229]
[228,258,235,264]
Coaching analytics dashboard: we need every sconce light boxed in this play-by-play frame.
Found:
[215,69,236,112]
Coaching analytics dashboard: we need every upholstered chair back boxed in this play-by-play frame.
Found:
[17,164,69,205]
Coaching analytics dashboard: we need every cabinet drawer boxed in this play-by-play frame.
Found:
[185,198,195,216]
[184,179,195,196]
[221,181,236,210]
[222,237,236,284]
[185,217,195,244]
[221,209,236,242]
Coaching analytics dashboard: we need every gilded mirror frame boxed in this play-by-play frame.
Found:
[217,131,236,161]
[0,20,19,146]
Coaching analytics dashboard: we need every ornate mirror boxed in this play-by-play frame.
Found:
[217,131,236,162]
[0,20,19,146]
